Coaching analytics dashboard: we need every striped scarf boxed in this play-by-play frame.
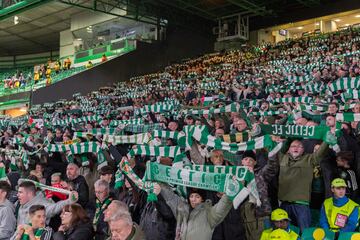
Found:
[180,103,240,116]
[184,125,275,153]
[336,113,360,122]
[103,133,150,145]
[220,132,250,143]
[73,128,120,139]
[45,142,106,168]
[135,103,178,115]
[272,97,312,104]
[328,77,360,93]
[118,157,157,202]
[110,118,144,126]
[127,145,184,162]
[249,110,288,117]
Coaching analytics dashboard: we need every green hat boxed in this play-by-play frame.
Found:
[331,178,347,188]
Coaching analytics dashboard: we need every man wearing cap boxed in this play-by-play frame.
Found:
[260,208,300,240]
[319,178,359,233]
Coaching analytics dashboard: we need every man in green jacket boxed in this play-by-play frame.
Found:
[277,139,329,231]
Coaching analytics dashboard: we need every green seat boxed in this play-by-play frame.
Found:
[338,232,360,240]
[301,227,335,240]
[290,225,300,235]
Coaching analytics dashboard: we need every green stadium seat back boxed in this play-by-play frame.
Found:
[301,227,335,240]
[338,232,360,240]
[290,224,300,235]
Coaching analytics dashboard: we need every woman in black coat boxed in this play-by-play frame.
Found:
[53,203,94,240]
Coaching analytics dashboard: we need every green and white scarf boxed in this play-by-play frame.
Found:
[93,197,112,230]
[118,157,157,201]
[184,164,260,206]
[45,142,107,168]
[127,145,184,162]
[184,125,275,152]
[336,113,360,122]
[272,97,313,104]
[249,110,288,117]
[110,118,144,126]
[260,124,330,140]
[144,161,248,209]
[180,103,240,116]
[103,133,150,145]
[328,77,360,93]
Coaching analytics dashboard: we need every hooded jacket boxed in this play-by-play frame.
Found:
[160,184,232,240]
[16,191,74,225]
[0,199,16,240]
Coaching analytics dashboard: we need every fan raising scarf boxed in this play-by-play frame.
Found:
[183,125,275,152]
[127,145,184,163]
[102,133,150,145]
[117,157,157,202]
[336,113,360,122]
[260,124,330,140]
[144,161,249,209]
[184,164,260,206]
[45,142,107,168]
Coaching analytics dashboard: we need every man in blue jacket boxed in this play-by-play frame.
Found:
[319,178,359,233]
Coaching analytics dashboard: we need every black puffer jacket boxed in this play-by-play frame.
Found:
[53,220,94,240]
[140,194,176,240]
[69,175,89,208]
[207,191,246,240]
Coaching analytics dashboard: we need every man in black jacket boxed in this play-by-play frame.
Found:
[66,163,89,208]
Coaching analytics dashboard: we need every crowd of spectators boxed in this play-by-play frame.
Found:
[0,26,359,240]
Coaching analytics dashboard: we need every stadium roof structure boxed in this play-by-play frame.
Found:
[1,0,360,56]
[0,1,85,56]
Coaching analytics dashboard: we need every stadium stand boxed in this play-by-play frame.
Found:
[2,1,360,240]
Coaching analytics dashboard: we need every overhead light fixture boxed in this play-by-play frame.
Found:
[334,19,341,22]
[315,22,320,26]
[19,107,27,112]
[14,15,19,25]
[297,26,303,30]
[355,15,360,18]
[345,24,350,27]
[76,38,82,41]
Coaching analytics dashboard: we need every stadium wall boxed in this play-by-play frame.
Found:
[32,27,214,104]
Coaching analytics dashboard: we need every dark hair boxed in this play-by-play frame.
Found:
[29,205,45,215]
[19,181,36,195]
[337,151,354,164]
[0,181,11,197]
[188,188,206,203]
[63,204,89,227]
[99,166,113,176]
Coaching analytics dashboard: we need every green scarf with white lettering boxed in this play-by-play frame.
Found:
[144,161,248,209]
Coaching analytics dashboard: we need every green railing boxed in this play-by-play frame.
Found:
[74,38,136,64]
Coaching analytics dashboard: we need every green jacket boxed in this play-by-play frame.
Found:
[278,141,328,203]
[126,224,145,240]
[105,224,144,240]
